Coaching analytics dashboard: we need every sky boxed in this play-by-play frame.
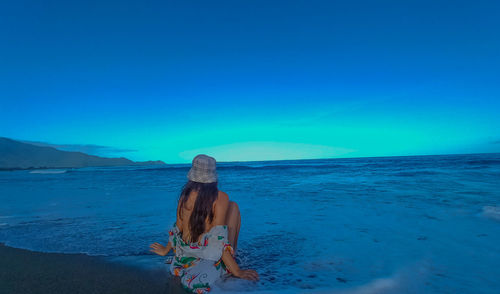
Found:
[0,0,499,163]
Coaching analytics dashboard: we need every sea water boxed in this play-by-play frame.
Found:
[0,153,499,293]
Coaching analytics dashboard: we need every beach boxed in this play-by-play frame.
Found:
[1,153,500,293]
[0,243,182,294]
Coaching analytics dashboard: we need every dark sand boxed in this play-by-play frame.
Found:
[0,244,185,294]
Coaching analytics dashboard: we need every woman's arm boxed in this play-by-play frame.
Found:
[221,249,259,281]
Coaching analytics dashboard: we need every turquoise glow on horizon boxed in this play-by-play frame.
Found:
[1,1,499,163]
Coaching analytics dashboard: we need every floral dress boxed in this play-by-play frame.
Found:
[167,222,234,293]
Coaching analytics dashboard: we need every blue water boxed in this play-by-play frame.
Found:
[1,153,499,293]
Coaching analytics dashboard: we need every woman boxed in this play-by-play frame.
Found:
[150,154,259,293]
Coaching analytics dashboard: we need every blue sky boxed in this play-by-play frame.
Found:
[0,0,499,163]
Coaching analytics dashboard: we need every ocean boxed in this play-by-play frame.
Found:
[1,153,499,293]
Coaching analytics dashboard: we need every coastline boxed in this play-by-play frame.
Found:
[0,243,182,294]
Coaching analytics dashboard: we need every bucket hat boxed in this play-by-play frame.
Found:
[187,154,218,183]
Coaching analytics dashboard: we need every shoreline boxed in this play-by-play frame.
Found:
[0,243,183,294]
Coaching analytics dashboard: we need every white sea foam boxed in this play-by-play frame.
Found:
[212,261,428,294]
[336,278,398,294]
[306,260,428,294]
[482,206,500,221]
[29,169,67,174]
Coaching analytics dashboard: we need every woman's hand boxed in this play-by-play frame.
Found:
[234,269,259,281]
[221,249,259,281]
[149,242,170,256]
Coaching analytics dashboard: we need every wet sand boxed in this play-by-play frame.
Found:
[0,244,184,294]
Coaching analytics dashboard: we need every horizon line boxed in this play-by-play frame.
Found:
[169,151,500,165]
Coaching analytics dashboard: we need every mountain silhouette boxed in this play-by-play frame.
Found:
[0,137,165,169]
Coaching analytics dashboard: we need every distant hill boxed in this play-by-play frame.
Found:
[0,137,165,170]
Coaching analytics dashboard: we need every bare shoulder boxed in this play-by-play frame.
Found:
[218,190,229,202]
[212,191,229,225]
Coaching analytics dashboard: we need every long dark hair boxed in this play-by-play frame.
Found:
[178,180,218,243]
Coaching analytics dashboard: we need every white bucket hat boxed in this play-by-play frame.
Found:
[187,154,218,183]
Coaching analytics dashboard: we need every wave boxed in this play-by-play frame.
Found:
[213,260,428,294]
[307,260,428,294]
[218,164,348,170]
[482,206,500,221]
[393,170,441,177]
[466,159,500,166]
[29,169,67,174]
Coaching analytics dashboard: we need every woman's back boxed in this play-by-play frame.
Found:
[167,188,235,293]
[177,190,229,245]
